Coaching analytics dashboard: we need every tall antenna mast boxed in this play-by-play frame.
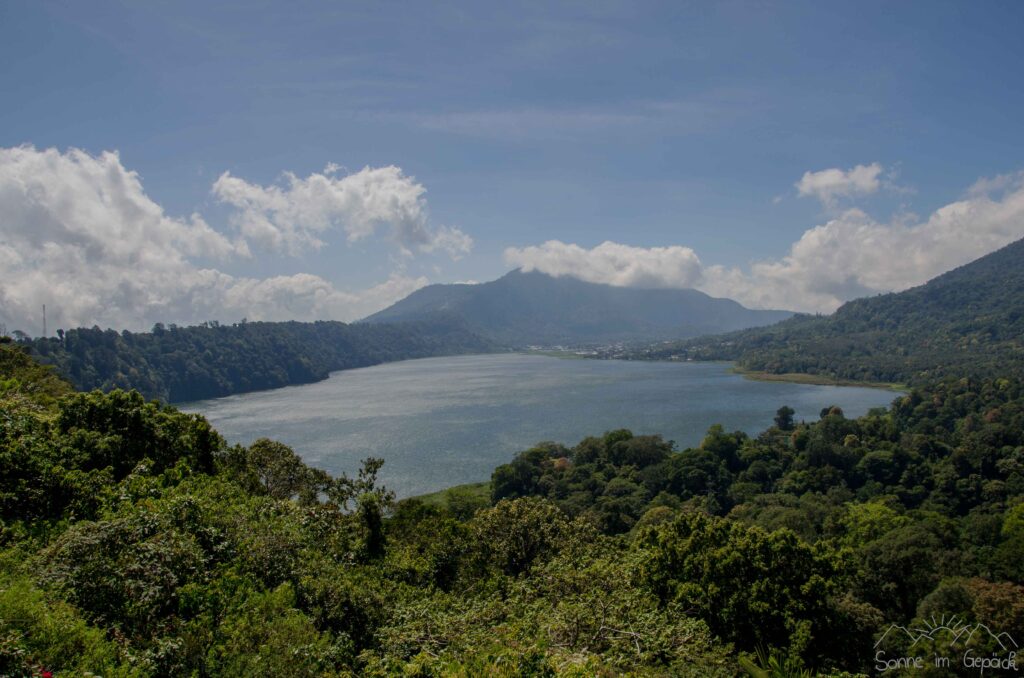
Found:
[42,304,46,338]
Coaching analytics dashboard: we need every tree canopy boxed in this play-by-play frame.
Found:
[2,341,1024,675]
[19,316,493,402]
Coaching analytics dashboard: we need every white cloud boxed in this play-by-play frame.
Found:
[504,240,703,289]
[703,174,1024,311]
[212,164,472,258]
[5,146,1022,332]
[0,145,246,262]
[0,146,436,333]
[966,171,1023,197]
[420,224,474,260]
[218,272,429,323]
[504,173,1024,313]
[796,163,883,208]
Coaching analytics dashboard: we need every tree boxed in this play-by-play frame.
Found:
[637,512,842,660]
[219,438,330,504]
[853,522,944,618]
[470,497,574,576]
[56,389,222,476]
[775,406,796,431]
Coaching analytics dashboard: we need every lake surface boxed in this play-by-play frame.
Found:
[181,354,897,498]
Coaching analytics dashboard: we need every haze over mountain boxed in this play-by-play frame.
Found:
[643,237,1024,384]
[363,269,793,345]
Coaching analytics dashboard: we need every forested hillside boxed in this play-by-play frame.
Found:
[3,340,1023,676]
[638,237,1024,385]
[20,317,494,402]
[365,269,792,345]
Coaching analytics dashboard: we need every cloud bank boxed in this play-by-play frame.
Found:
[212,165,471,258]
[506,170,1024,313]
[505,241,703,288]
[4,150,1022,334]
[0,146,440,333]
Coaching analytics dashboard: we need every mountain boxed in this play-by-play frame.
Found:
[641,237,1024,384]
[362,269,793,345]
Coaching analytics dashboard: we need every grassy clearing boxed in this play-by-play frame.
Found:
[732,367,907,392]
[410,481,491,509]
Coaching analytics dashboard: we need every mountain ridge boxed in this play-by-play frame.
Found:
[638,237,1024,384]
[363,269,793,345]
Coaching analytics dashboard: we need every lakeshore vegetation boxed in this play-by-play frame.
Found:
[2,337,1024,676]
[18,317,493,403]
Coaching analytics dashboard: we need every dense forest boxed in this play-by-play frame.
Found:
[19,316,493,402]
[636,237,1024,386]
[3,338,1023,676]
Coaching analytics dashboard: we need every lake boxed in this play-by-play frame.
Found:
[181,354,898,498]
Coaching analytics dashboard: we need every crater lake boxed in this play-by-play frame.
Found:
[181,354,898,498]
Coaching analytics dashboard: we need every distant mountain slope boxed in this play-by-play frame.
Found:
[642,237,1024,384]
[24,316,494,402]
[363,269,793,345]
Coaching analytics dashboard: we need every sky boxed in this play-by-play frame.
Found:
[2,0,1024,334]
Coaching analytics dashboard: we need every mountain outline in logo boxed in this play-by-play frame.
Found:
[875,615,1019,653]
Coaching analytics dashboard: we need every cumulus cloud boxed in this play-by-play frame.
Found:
[796,163,883,208]
[0,146,435,333]
[504,173,1024,313]
[504,240,703,288]
[705,173,1024,311]
[212,164,472,258]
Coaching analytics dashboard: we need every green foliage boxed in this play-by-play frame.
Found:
[205,583,343,677]
[0,572,137,677]
[413,481,491,521]
[22,317,493,402]
[0,388,222,523]
[641,237,1024,385]
[739,647,814,678]
[491,431,680,533]
[4,339,1024,674]
[0,342,71,409]
[470,497,578,576]
[637,512,842,658]
[774,405,796,431]
[58,389,222,476]
[218,438,331,503]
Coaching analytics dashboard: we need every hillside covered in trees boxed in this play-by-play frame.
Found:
[2,339,1024,676]
[20,317,494,402]
[637,237,1024,385]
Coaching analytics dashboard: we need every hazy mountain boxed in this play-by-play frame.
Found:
[362,269,793,345]
[643,237,1024,383]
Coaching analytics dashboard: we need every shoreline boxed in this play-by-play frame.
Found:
[730,367,907,392]
[519,350,909,392]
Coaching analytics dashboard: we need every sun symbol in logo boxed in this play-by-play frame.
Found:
[914,614,973,648]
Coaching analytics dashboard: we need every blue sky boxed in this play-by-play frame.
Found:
[2,1,1023,331]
